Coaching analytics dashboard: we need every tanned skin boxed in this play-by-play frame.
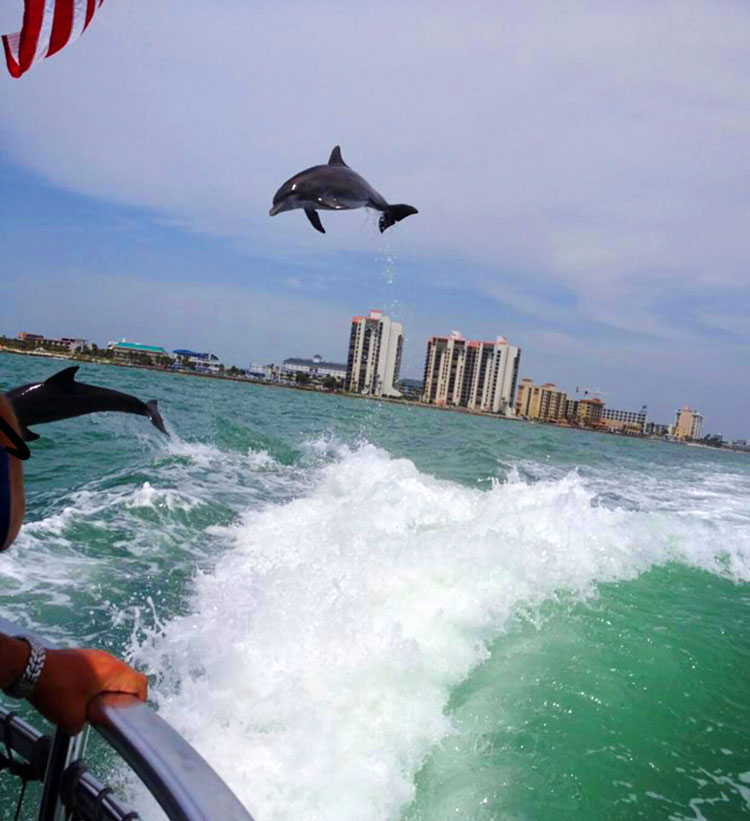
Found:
[0,395,147,734]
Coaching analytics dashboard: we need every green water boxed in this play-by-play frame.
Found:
[1,353,749,820]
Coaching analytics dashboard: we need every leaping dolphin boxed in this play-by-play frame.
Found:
[6,366,168,441]
[269,146,418,234]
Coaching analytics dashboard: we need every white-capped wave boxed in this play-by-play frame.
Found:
[130,442,750,821]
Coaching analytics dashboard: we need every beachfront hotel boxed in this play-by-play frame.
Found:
[565,397,605,425]
[602,406,648,434]
[107,340,173,365]
[421,331,521,416]
[515,378,606,426]
[283,355,348,381]
[673,405,704,440]
[346,310,404,397]
[515,379,568,421]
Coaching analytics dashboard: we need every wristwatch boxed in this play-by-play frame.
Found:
[3,636,46,699]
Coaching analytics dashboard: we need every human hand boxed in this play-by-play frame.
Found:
[29,647,148,734]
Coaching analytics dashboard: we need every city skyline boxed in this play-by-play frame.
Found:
[1,3,748,437]
[2,315,728,440]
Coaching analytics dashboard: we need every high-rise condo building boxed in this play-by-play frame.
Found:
[346,309,404,397]
[673,405,703,440]
[422,331,521,416]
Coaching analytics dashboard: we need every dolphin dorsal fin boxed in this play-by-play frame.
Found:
[44,366,80,388]
[328,146,347,167]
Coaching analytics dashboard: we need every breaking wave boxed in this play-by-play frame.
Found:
[128,441,750,821]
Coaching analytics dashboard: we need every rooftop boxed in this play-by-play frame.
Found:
[283,357,347,370]
[110,341,169,354]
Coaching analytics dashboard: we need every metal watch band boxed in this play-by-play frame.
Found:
[3,635,46,699]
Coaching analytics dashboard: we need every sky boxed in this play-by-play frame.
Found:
[1,1,748,437]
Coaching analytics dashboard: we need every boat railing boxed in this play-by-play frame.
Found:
[0,617,255,821]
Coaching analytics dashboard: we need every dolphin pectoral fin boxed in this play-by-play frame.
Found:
[379,203,419,233]
[44,366,80,389]
[22,427,40,442]
[305,209,326,233]
[327,146,347,167]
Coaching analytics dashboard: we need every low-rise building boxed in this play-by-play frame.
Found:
[17,332,90,352]
[602,406,648,434]
[248,363,280,381]
[673,405,703,440]
[397,378,424,400]
[108,341,173,366]
[173,349,223,374]
[282,355,347,381]
[644,421,670,437]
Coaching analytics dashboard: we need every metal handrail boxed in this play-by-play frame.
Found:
[89,694,253,821]
[0,706,134,821]
[0,618,254,821]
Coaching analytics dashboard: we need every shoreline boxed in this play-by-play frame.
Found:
[2,346,747,453]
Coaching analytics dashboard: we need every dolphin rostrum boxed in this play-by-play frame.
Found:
[6,366,168,441]
[269,146,418,234]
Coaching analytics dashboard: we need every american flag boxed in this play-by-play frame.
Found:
[3,0,104,78]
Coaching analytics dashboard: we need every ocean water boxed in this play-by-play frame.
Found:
[1,353,749,821]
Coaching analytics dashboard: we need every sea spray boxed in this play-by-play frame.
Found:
[127,442,748,821]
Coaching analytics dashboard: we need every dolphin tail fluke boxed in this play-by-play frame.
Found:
[146,400,169,437]
[379,204,418,233]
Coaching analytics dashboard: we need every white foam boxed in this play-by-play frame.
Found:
[127,481,200,512]
[130,443,750,821]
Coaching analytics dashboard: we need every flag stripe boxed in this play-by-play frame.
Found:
[2,34,22,77]
[17,0,46,72]
[47,0,75,57]
[35,0,59,61]
[69,0,89,44]
[83,0,96,31]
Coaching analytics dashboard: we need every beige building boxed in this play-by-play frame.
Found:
[516,379,568,421]
[565,397,605,426]
[346,309,404,397]
[673,405,703,440]
[422,331,521,415]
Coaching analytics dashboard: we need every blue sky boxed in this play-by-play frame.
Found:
[1,1,748,437]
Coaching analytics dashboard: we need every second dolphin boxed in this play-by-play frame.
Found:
[6,366,168,441]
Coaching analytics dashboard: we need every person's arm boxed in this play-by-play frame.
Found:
[1,634,148,734]
[0,635,30,688]
[0,395,25,550]
[0,397,147,734]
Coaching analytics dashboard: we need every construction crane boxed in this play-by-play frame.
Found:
[574,386,609,399]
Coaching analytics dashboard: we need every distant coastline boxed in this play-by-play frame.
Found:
[2,345,747,454]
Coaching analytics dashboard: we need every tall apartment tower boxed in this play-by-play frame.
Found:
[346,309,404,397]
[673,405,703,440]
[422,331,521,415]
